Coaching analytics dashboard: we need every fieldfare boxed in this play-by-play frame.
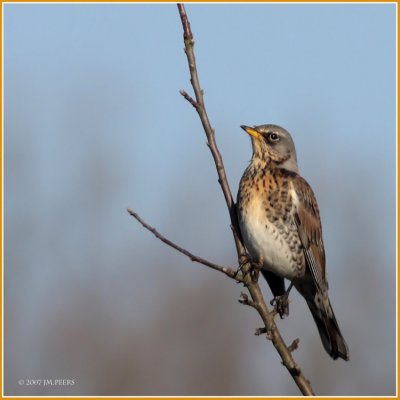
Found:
[237,124,349,361]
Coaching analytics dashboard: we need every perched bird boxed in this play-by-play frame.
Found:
[237,124,349,361]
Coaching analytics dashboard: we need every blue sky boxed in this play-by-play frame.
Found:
[4,3,397,396]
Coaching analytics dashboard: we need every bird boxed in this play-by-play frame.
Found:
[236,124,349,361]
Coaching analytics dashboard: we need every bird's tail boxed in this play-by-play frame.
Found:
[306,297,349,361]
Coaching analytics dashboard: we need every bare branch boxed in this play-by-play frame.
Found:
[177,3,192,41]
[177,4,245,262]
[176,4,315,396]
[127,208,241,282]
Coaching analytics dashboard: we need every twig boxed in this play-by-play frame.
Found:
[177,3,245,261]
[179,89,198,109]
[127,208,241,282]
[288,338,300,353]
[177,4,315,396]
[255,327,267,336]
[238,292,257,309]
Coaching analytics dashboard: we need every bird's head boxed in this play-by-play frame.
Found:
[241,124,299,173]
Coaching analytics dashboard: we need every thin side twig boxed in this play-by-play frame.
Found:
[177,4,315,396]
[127,208,241,282]
[177,3,245,261]
[179,89,198,109]
[288,338,300,353]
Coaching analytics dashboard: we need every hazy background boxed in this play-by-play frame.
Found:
[4,3,396,396]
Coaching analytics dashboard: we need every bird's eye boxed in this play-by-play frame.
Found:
[268,132,279,142]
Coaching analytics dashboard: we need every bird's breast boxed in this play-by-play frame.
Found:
[237,169,304,279]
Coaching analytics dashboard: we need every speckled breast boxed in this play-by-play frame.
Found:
[237,166,305,280]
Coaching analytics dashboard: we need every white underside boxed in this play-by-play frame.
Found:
[239,190,299,280]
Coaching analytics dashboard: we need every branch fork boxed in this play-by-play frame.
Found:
[179,89,198,109]
[128,4,315,396]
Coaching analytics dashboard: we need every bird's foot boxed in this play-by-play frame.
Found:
[270,281,294,319]
[234,254,251,281]
[234,255,263,283]
[270,294,290,319]
[250,256,264,283]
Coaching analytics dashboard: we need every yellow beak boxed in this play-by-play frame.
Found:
[240,125,262,140]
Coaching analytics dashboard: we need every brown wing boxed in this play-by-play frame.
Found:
[292,175,327,291]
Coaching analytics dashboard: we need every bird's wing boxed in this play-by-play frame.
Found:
[291,175,327,291]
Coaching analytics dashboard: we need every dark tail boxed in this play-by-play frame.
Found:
[307,299,349,361]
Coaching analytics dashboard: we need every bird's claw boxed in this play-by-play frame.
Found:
[234,254,253,281]
[270,294,290,319]
[250,256,263,282]
[234,255,263,283]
